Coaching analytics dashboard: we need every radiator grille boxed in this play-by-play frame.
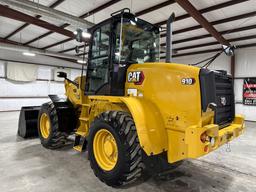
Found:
[200,69,235,128]
[214,72,235,126]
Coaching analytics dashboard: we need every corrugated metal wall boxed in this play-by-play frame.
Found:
[0,60,81,111]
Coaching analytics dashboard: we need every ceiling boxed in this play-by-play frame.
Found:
[0,0,256,64]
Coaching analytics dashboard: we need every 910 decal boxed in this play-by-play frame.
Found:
[181,78,195,85]
[127,71,144,85]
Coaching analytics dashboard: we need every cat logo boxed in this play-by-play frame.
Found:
[220,97,227,106]
[127,71,144,85]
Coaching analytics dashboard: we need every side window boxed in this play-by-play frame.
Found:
[87,24,111,94]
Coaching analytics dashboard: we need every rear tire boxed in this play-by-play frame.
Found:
[38,102,68,149]
[88,111,144,187]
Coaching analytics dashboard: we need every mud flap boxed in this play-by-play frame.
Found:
[18,106,41,138]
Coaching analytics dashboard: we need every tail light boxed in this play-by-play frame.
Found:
[204,145,209,152]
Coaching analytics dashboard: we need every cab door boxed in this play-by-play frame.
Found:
[86,22,112,95]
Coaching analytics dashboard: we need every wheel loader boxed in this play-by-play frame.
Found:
[21,9,245,187]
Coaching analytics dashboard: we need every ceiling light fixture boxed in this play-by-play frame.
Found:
[82,32,91,38]
[77,59,86,64]
[74,28,91,42]
[22,52,36,56]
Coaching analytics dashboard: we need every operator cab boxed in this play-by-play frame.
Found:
[85,8,160,96]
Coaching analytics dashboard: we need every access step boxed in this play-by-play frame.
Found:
[73,134,87,152]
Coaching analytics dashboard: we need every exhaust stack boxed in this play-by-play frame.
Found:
[166,13,175,63]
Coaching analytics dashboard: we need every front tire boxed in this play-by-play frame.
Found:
[88,111,144,187]
[38,102,68,149]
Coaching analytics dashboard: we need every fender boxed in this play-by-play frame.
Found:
[48,95,77,133]
[120,97,168,156]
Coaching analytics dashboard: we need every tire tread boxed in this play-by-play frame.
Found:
[38,102,68,149]
[88,111,144,187]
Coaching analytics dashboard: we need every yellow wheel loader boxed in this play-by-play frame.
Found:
[23,9,245,187]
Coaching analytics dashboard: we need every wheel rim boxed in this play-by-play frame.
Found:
[39,113,51,139]
[93,129,118,171]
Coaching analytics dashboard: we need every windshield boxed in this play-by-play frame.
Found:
[115,16,160,64]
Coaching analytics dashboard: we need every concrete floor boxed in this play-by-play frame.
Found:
[0,112,256,192]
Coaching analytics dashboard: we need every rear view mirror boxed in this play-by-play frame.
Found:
[57,72,67,79]
[57,72,79,87]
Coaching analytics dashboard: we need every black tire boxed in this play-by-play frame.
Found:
[88,111,144,187]
[38,102,68,149]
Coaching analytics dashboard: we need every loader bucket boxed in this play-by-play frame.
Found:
[18,106,41,138]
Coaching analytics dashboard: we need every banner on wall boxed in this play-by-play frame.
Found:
[7,62,38,82]
[243,78,256,106]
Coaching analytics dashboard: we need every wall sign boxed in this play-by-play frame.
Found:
[243,78,256,106]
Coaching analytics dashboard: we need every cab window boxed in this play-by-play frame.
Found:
[86,23,111,95]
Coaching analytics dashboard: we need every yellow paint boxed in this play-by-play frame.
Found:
[180,115,244,161]
[39,113,51,139]
[65,76,87,106]
[87,98,128,126]
[124,63,202,155]
[73,145,83,152]
[65,62,245,163]
[93,129,118,171]
[120,97,167,155]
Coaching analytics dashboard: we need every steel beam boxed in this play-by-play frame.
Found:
[160,42,256,59]
[4,0,65,39]
[24,0,121,46]
[0,4,74,38]
[135,0,175,17]
[0,0,93,28]
[79,0,122,18]
[0,37,21,45]
[175,0,229,45]
[155,0,249,26]
[231,55,235,77]
[0,38,81,63]
[160,11,256,38]
[4,16,40,39]
[23,23,70,46]
[174,35,256,51]
[160,48,221,59]
[42,38,73,50]
[49,0,66,8]
[161,24,256,46]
